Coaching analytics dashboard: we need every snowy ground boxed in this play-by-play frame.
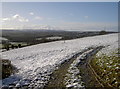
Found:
[1,33,118,88]
[64,49,94,88]
[96,40,118,57]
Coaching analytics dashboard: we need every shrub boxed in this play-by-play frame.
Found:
[0,59,16,79]
[99,30,107,35]
[11,45,14,49]
[18,44,21,48]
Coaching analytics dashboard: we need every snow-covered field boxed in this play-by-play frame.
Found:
[1,33,118,88]
[46,36,62,40]
[96,40,118,57]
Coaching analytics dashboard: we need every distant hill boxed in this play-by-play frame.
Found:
[1,29,117,44]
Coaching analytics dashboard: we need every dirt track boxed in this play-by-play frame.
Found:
[44,46,104,89]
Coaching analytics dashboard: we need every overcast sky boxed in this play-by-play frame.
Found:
[0,2,118,31]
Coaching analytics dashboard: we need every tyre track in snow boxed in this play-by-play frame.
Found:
[44,46,103,89]
[44,48,92,89]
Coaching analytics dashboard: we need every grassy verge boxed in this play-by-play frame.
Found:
[90,50,120,88]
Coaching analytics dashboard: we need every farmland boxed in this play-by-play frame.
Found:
[1,33,119,88]
[0,30,116,51]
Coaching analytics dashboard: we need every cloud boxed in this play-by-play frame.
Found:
[0,14,29,29]
[0,18,10,23]
[0,14,117,31]
[12,14,19,19]
[12,14,29,22]
[2,18,10,21]
[1,14,29,23]
[29,12,34,15]
[34,16,43,20]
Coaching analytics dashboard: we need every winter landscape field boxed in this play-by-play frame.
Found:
[1,2,119,89]
[1,33,119,88]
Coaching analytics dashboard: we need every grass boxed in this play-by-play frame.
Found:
[90,49,120,88]
[0,44,3,49]
[10,42,28,46]
[0,59,16,79]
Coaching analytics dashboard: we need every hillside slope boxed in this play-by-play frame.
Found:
[1,33,118,88]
